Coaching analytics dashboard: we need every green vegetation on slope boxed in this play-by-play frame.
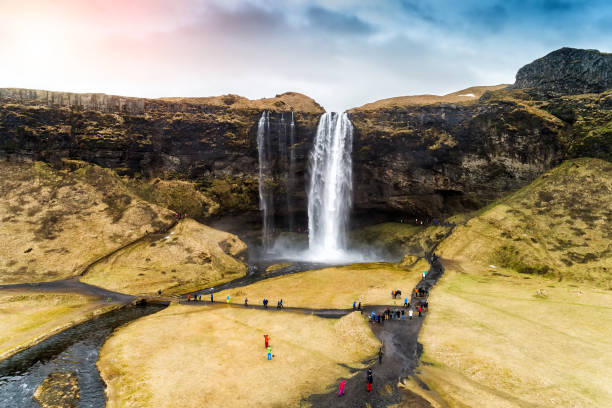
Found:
[438,158,612,288]
[349,222,452,258]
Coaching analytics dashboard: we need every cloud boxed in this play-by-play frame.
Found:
[0,0,610,112]
[306,5,375,35]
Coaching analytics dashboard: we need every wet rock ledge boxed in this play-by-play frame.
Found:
[33,371,79,408]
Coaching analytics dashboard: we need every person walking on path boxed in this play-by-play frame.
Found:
[338,379,346,396]
[366,368,373,392]
[187,294,191,302]
[378,346,384,364]
[226,295,230,304]
[418,305,422,317]
[353,301,356,310]
[409,308,413,320]
[264,334,269,348]
[210,292,214,303]
[358,301,361,311]
[404,297,408,308]
[267,345,272,360]
[244,297,248,307]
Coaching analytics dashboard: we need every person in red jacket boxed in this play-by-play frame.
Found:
[418,305,422,317]
[338,379,346,396]
[264,334,269,348]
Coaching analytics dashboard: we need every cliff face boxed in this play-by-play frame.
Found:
[0,47,610,226]
[349,94,564,217]
[513,48,612,95]
[0,90,324,220]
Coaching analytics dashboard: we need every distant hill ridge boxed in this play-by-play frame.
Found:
[0,88,324,114]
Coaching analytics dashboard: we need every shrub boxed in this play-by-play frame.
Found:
[491,245,550,275]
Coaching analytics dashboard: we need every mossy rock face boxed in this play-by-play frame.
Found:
[1,48,610,219]
[0,90,323,218]
[400,255,419,268]
[33,372,79,408]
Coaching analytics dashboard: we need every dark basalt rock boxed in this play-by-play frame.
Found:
[0,48,610,226]
[513,47,612,95]
[33,371,79,408]
[0,90,323,223]
[348,98,564,218]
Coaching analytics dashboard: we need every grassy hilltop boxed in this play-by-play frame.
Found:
[439,157,611,288]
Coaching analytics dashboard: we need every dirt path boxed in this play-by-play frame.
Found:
[78,219,179,277]
[0,277,135,304]
[305,256,444,408]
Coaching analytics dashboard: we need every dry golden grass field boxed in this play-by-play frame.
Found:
[82,219,247,295]
[352,85,508,110]
[0,161,174,284]
[0,290,116,359]
[419,264,612,407]
[417,158,612,407]
[216,260,427,309]
[98,305,380,408]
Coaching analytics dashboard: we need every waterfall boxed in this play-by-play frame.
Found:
[287,112,296,232]
[257,111,274,249]
[307,112,353,255]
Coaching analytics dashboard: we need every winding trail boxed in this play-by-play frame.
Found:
[0,277,134,303]
[307,255,445,407]
[78,218,179,277]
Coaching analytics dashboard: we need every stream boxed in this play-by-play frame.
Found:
[0,303,167,408]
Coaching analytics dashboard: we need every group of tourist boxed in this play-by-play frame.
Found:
[186,292,203,302]
[184,291,218,303]
[338,368,374,396]
[369,306,415,323]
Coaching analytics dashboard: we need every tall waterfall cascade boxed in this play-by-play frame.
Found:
[287,112,297,232]
[257,111,274,248]
[257,110,371,263]
[307,112,354,257]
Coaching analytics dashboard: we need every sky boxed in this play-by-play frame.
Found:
[1,0,611,112]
